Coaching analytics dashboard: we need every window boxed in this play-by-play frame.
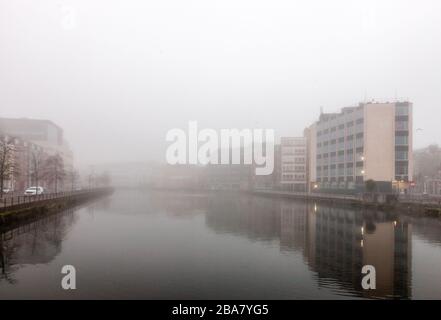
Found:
[396,165,408,175]
[396,121,408,131]
[338,164,345,176]
[396,151,408,160]
[396,105,409,116]
[338,151,345,162]
[395,136,408,146]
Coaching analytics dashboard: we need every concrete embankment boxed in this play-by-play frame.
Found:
[0,188,114,225]
[250,189,441,217]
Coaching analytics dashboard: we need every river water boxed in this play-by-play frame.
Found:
[1,189,441,299]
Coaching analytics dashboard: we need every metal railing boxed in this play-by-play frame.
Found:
[0,188,112,213]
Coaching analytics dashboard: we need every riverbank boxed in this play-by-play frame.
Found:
[133,187,441,218]
[250,189,441,218]
[0,188,114,225]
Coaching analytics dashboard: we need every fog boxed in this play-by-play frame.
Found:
[1,0,440,166]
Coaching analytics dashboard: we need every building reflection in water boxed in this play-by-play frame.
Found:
[0,190,414,298]
[0,209,77,284]
[204,194,412,299]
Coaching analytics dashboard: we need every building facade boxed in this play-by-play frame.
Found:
[425,172,441,196]
[280,137,308,192]
[0,117,73,171]
[0,134,49,192]
[0,118,75,192]
[308,101,413,193]
[253,144,281,190]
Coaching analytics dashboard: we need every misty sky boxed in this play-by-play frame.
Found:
[1,0,440,166]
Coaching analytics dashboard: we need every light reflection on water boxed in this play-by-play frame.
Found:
[0,189,441,299]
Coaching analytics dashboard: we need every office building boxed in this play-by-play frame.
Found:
[307,101,413,193]
[280,137,308,192]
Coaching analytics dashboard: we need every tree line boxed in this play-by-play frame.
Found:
[0,137,79,197]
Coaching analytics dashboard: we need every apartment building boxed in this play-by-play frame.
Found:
[308,101,413,193]
[280,137,308,192]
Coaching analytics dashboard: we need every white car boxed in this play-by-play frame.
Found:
[24,186,44,196]
[2,188,12,194]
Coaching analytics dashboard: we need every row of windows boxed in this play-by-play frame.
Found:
[317,168,365,177]
[396,165,409,175]
[281,138,306,146]
[395,136,409,145]
[396,105,409,116]
[396,151,408,160]
[281,148,306,155]
[395,121,409,131]
[317,149,364,163]
[318,176,364,182]
[318,149,362,157]
[317,133,364,146]
[282,165,306,172]
[316,182,357,189]
[282,158,306,164]
[317,118,364,137]
[282,174,306,181]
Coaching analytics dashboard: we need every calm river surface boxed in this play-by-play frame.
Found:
[1,189,441,299]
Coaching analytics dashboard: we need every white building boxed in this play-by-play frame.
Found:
[307,101,413,193]
[280,137,308,192]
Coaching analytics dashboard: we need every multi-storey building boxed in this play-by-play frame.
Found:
[280,137,308,192]
[308,101,413,193]
[0,134,48,191]
[0,117,73,171]
[425,172,441,196]
[253,144,281,190]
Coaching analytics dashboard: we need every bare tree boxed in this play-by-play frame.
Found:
[0,137,19,197]
[42,154,66,193]
[67,169,80,191]
[30,148,45,190]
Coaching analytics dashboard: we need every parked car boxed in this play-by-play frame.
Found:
[2,188,12,194]
[24,186,44,196]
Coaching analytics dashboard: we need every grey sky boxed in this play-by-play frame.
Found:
[1,0,440,166]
